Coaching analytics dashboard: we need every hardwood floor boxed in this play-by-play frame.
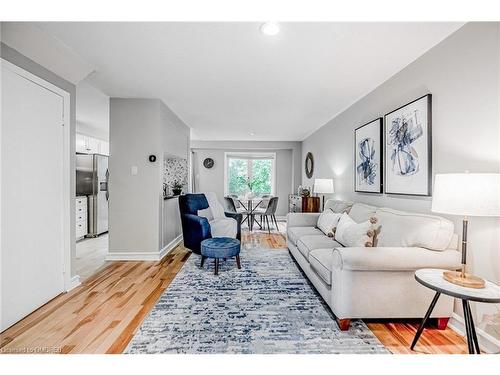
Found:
[0,226,468,354]
[367,321,468,354]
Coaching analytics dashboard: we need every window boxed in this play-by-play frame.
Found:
[224,153,276,197]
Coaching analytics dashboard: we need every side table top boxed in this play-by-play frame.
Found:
[415,268,500,303]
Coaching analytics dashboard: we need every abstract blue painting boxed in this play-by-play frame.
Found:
[384,94,432,196]
[355,118,382,193]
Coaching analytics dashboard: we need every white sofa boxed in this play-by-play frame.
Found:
[286,199,461,330]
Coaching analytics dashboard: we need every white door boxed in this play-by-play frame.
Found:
[1,64,65,331]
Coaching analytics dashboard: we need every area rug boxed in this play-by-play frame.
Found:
[126,246,389,354]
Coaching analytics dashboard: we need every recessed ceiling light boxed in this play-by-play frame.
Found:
[249,132,256,136]
[260,22,280,36]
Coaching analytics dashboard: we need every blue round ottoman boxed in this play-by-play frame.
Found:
[200,237,241,275]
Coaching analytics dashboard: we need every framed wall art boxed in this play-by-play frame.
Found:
[384,94,432,196]
[354,118,383,193]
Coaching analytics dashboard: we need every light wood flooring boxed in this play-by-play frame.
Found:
[0,224,468,354]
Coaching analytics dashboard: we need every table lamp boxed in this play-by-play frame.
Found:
[313,178,334,211]
[431,173,500,289]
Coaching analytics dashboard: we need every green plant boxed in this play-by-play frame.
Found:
[171,180,183,190]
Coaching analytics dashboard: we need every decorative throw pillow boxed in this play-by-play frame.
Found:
[317,209,342,237]
[335,212,376,247]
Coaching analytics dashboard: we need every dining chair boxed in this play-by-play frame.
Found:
[257,196,279,234]
[255,194,271,226]
[226,196,250,226]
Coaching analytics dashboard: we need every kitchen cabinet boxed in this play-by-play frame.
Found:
[76,133,109,156]
[76,196,88,240]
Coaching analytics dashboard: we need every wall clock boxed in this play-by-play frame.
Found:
[305,152,314,179]
[203,157,215,169]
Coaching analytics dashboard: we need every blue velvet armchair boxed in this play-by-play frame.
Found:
[178,194,242,254]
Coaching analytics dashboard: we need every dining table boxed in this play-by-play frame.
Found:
[237,197,263,231]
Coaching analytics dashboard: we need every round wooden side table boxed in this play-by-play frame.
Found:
[411,268,500,354]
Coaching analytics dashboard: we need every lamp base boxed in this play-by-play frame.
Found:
[443,270,485,289]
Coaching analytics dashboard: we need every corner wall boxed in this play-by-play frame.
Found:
[108,98,190,259]
[301,22,500,345]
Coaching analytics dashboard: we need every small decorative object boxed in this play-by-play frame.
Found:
[171,180,183,196]
[384,94,432,196]
[301,187,310,197]
[313,178,334,211]
[305,152,314,179]
[431,173,500,288]
[355,118,383,193]
[244,178,255,200]
[203,157,215,169]
[148,155,156,162]
[297,185,303,196]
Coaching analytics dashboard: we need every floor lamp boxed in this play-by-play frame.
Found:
[431,173,500,288]
[313,178,334,212]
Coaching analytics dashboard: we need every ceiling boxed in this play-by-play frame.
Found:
[36,22,463,141]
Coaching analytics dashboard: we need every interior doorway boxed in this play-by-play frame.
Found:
[74,80,110,282]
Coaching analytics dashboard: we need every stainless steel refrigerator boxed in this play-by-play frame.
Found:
[76,154,109,237]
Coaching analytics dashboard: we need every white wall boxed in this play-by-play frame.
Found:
[109,98,190,257]
[76,80,110,141]
[191,140,301,216]
[302,23,500,342]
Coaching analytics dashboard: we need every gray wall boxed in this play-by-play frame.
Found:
[191,140,301,216]
[160,101,190,249]
[109,98,190,255]
[302,23,500,338]
[1,42,78,277]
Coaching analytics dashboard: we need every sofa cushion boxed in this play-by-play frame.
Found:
[348,203,377,223]
[324,200,353,214]
[309,248,334,285]
[332,246,461,271]
[287,226,323,246]
[375,207,454,250]
[297,235,341,260]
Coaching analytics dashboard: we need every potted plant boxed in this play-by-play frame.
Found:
[171,180,183,196]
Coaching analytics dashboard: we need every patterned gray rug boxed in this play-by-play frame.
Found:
[126,246,389,354]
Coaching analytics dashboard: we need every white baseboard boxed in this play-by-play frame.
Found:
[106,235,183,262]
[66,275,81,292]
[448,312,500,354]
[159,234,183,259]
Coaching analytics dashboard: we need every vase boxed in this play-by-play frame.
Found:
[172,188,182,196]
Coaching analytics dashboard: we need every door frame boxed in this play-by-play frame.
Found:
[1,58,73,291]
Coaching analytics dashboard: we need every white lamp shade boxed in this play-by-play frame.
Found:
[313,179,334,194]
[431,173,500,217]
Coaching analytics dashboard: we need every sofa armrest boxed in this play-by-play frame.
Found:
[287,212,321,227]
[331,247,461,271]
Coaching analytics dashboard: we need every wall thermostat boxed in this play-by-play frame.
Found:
[148,155,157,162]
